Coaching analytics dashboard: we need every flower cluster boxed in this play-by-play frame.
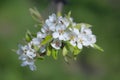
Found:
[16,9,103,71]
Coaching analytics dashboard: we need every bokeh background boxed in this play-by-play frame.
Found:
[0,0,120,80]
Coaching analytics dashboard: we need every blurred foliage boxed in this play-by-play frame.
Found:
[0,0,120,80]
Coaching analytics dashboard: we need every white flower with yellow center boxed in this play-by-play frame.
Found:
[69,28,79,47]
[76,25,96,48]
[52,26,69,41]
[52,17,70,41]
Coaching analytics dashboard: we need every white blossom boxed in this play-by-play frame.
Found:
[81,24,92,35]
[17,43,36,71]
[52,26,69,41]
[41,24,52,35]
[31,32,46,46]
[26,50,36,59]
[51,39,62,50]
[77,34,84,49]
[69,28,79,47]
[37,32,46,38]
[45,14,57,31]
[21,59,36,71]
[58,17,70,27]
[52,16,70,41]
[68,25,96,49]
[76,25,96,48]
[16,13,98,71]
[31,38,41,46]
[39,45,46,53]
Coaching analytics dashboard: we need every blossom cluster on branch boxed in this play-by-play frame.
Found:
[16,8,103,71]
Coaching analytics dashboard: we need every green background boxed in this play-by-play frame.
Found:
[0,0,120,80]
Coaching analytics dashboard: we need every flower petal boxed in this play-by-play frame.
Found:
[70,40,76,47]
[51,39,61,50]
[77,43,83,49]
[52,32,59,39]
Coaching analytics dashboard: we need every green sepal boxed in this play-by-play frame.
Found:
[41,35,52,45]
[93,44,104,52]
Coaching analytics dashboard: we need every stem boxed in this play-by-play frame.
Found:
[57,2,63,16]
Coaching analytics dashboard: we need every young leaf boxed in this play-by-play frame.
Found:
[33,45,39,52]
[41,35,52,45]
[52,49,58,60]
[31,33,37,37]
[47,45,51,56]
[68,11,71,18]
[65,42,74,53]
[36,53,44,60]
[25,30,32,42]
[73,47,81,56]
[80,23,92,28]
[74,23,81,29]
[29,8,44,24]
[62,47,68,56]
[37,56,44,60]
[73,55,77,60]
[93,44,104,52]
[64,56,69,64]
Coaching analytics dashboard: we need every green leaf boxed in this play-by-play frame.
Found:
[35,24,43,28]
[11,49,16,53]
[65,11,71,18]
[41,35,52,45]
[64,56,69,64]
[62,47,68,56]
[73,47,81,55]
[73,55,77,60]
[36,53,44,60]
[25,30,32,42]
[47,45,51,56]
[29,8,44,24]
[74,23,81,29]
[93,44,104,52]
[74,23,92,30]
[37,56,44,60]
[80,23,92,28]
[31,33,37,37]
[52,49,58,60]
[65,42,74,53]
[68,11,71,18]
[33,45,39,51]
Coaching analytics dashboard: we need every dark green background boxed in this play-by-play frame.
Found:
[0,0,120,80]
